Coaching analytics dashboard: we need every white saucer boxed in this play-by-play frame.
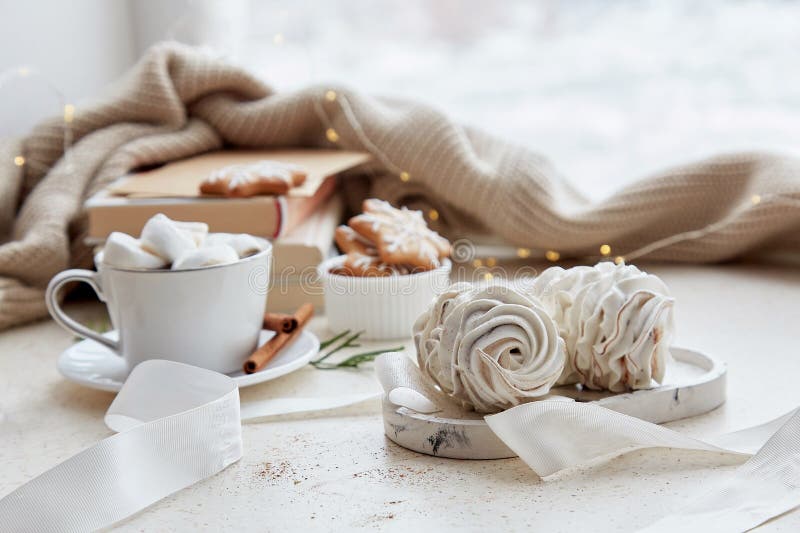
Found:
[58,329,320,392]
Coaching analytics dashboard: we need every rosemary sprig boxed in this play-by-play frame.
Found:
[319,329,352,350]
[313,347,404,370]
[313,330,363,366]
[312,329,403,369]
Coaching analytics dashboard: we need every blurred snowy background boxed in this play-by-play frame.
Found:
[1,0,799,199]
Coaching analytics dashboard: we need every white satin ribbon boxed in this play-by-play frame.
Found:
[642,409,800,531]
[378,353,800,531]
[485,402,737,477]
[0,360,381,532]
[486,403,800,531]
[0,360,242,532]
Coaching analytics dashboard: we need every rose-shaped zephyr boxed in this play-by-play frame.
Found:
[414,282,565,413]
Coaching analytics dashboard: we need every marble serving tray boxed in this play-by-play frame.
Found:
[382,347,726,460]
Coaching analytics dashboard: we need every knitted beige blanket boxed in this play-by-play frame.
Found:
[1,43,798,330]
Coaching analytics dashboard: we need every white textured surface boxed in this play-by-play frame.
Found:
[1,264,800,531]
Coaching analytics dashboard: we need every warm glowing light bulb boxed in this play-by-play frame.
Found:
[600,244,611,256]
[486,257,497,267]
[751,194,761,205]
[325,128,339,142]
[516,248,531,259]
[428,209,439,221]
[484,272,494,281]
[63,104,75,123]
[13,156,25,166]
[325,90,337,102]
[472,259,483,268]
[545,250,560,262]
[614,256,625,265]
[399,171,410,182]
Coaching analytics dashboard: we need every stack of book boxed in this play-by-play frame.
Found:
[84,149,370,311]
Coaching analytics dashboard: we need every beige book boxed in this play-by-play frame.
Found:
[267,195,343,312]
[271,194,342,274]
[85,149,369,240]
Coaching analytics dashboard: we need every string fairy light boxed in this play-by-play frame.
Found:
[617,194,800,262]
[313,87,799,267]
[13,7,794,285]
[0,66,73,173]
[506,191,798,265]
[279,15,800,269]
[63,104,75,123]
[545,250,560,262]
[20,5,770,275]
[316,88,412,182]
[325,128,339,143]
[315,87,800,265]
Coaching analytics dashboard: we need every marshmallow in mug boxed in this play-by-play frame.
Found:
[101,213,266,271]
[103,232,168,270]
[203,232,264,258]
[172,245,239,271]
[140,213,207,262]
[175,220,210,246]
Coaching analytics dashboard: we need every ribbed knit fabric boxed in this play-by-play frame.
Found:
[0,42,798,331]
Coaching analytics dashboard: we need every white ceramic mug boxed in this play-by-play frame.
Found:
[46,240,271,375]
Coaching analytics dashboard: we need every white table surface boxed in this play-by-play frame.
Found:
[2,263,799,532]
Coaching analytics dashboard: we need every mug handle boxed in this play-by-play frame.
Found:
[45,269,120,354]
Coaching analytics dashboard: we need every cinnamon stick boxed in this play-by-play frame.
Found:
[263,312,298,334]
[244,303,314,374]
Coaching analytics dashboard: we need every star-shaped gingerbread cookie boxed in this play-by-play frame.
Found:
[334,225,377,256]
[348,199,451,269]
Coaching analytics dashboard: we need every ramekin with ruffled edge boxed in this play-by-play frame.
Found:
[318,255,452,340]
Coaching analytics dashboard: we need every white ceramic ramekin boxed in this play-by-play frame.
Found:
[318,255,452,340]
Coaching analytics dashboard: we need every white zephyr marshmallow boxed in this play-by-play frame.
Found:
[529,261,675,392]
[203,232,264,258]
[140,213,200,262]
[102,232,168,270]
[171,245,239,271]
